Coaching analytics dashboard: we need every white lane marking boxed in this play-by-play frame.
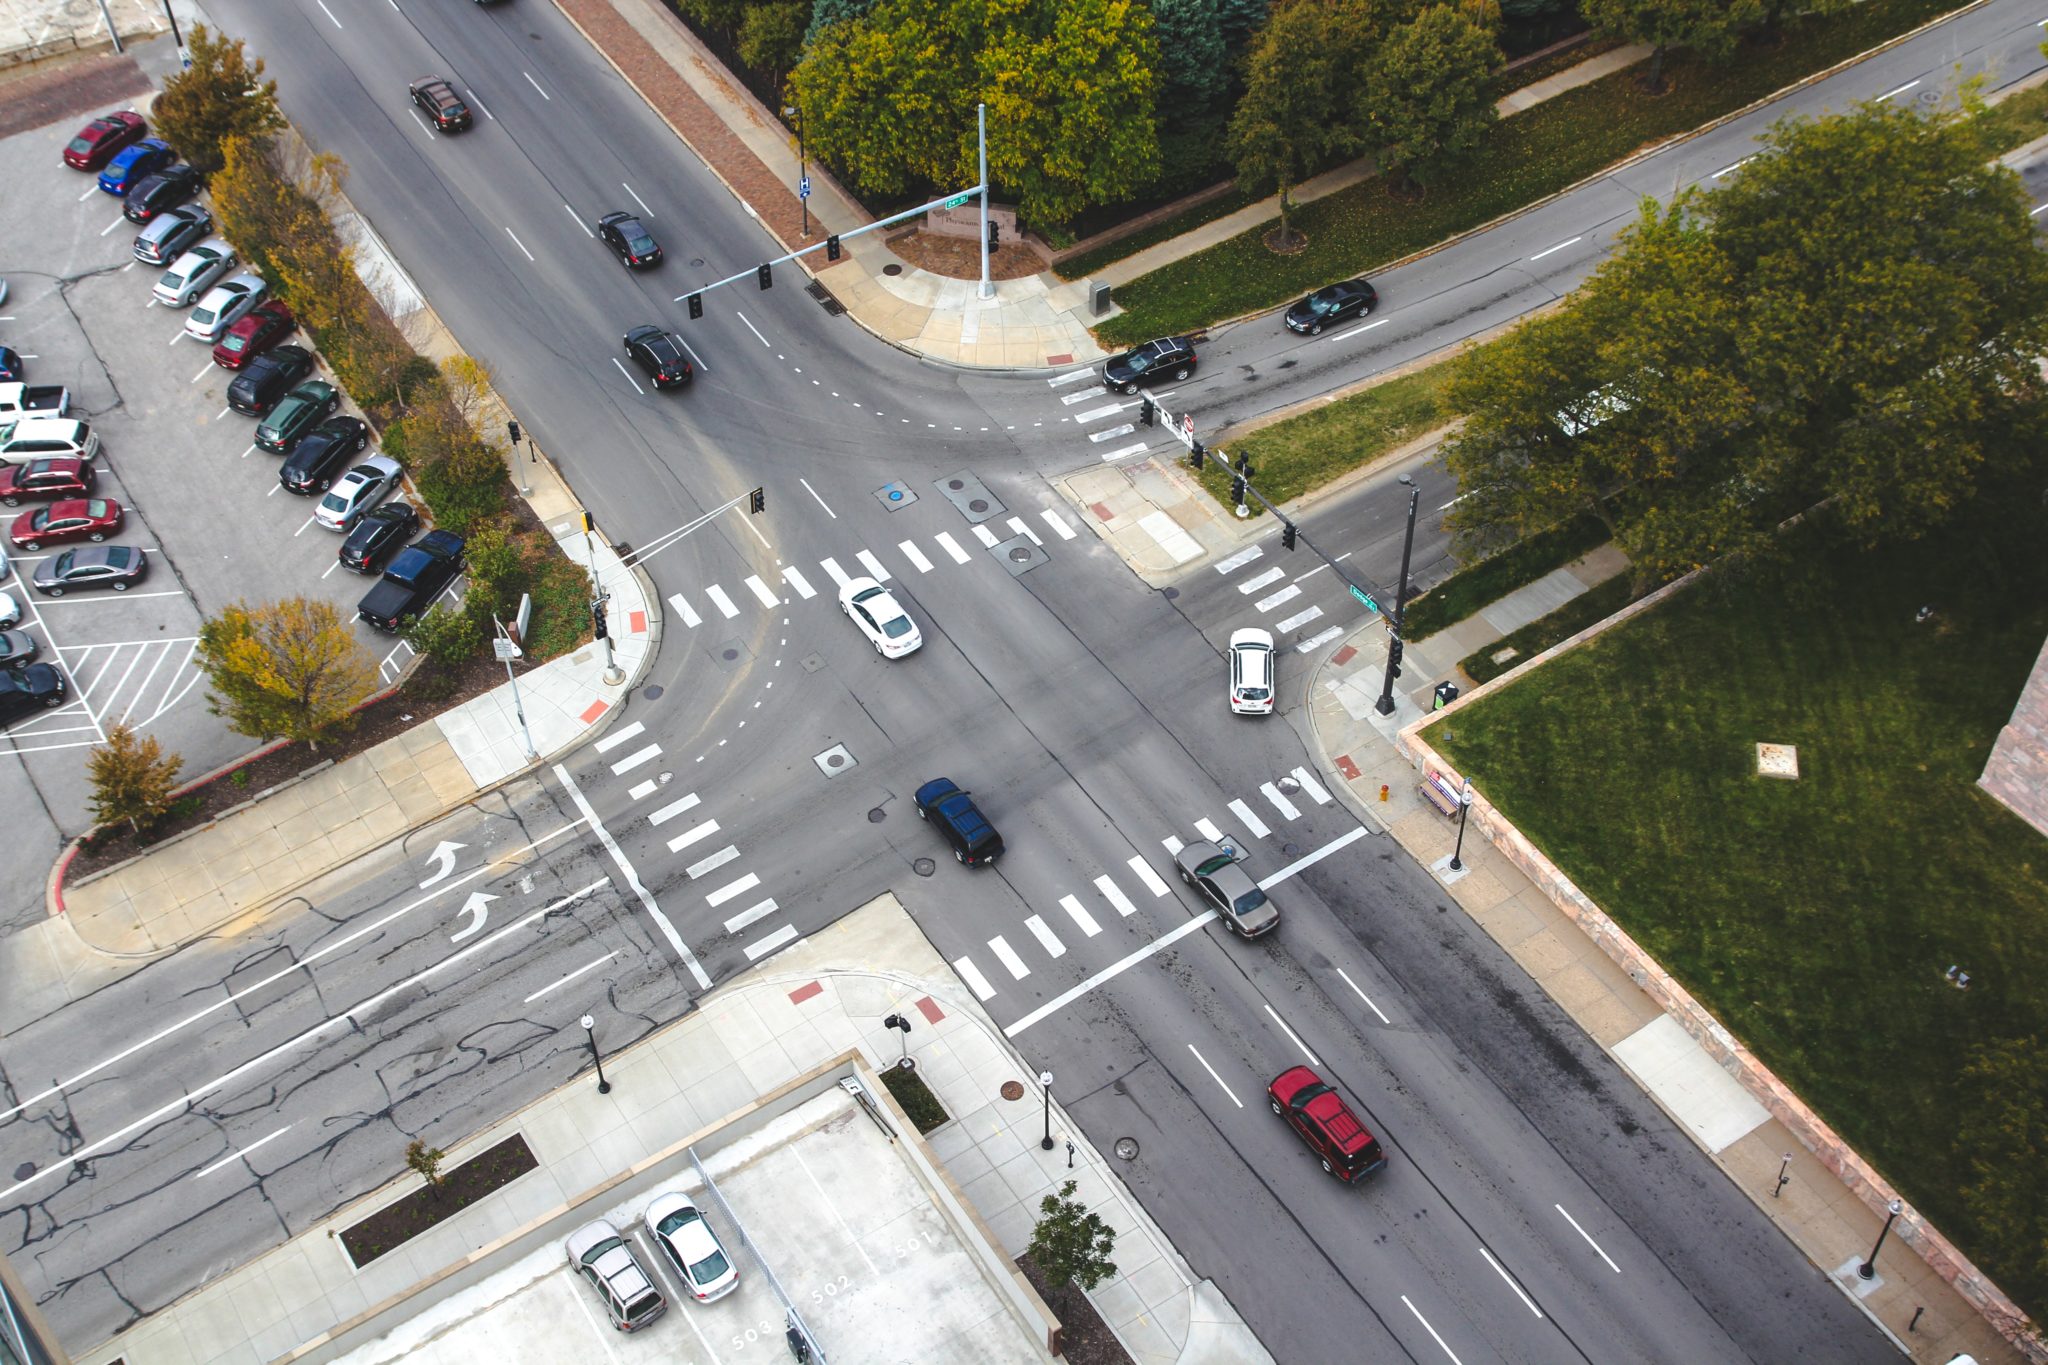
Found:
[1479,1248,1544,1318]
[1214,545,1265,574]
[705,584,740,618]
[610,744,661,775]
[1711,155,1755,180]
[1401,1297,1466,1365]
[1058,895,1102,937]
[1126,857,1170,897]
[1256,584,1302,612]
[36,589,184,604]
[800,476,835,517]
[724,898,780,933]
[2034,203,2048,218]
[623,182,654,217]
[647,792,700,826]
[1005,517,1043,547]
[1332,318,1388,342]
[1228,799,1271,839]
[935,532,971,564]
[593,721,645,753]
[1072,403,1125,423]
[1092,875,1137,919]
[783,565,817,598]
[744,924,799,961]
[1238,566,1285,594]
[315,0,342,26]
[898,540,934,573]
[523,952,618,1004]
[1265,1005,1323,1067]
[666,819,720,853]
[819,557,852,589]
[744,575,779,608]
[466,90,496,122]
[1336,967,1391,1024]
[1188,1046,1243,1108]
[1005,911,1216,1037]
[1295,625,1344,654]
[1193,817,1223,842]
[971,524,1000,548]
[686,845,740,879]
[505,228,536,262]
[1275,604,1325,633]
[631,781,658,803]
[1048,366,1098,386]
[555,767,707,985]
[1060,387,1108,405]
[675,333,710,375]
[1260,783,1301,821]
[1291,767,1334,804]
[1529,236,1582,262]
[1088,422,1137,443]
[988,935,1030,979]
[194,1125,293,1179]
[523,71,551,100]
[1556,1205,1622,1273]
[565,204,595,236]
[1099,441,1150,462]
[736,311,769,346]
[1257,826,1368,889]
[1040,509,1078,541]
[611,357,645,394]
[955,957,997,1000]
[705,872,760,907]
[1876,78,1920,102]
[855,549,891,581]
[1024,915,1066,958]
[1161,834,1185,857]
[666,592,701,628]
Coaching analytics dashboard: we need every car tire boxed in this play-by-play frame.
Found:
[1,497,17,508]
[88,532,104,542]
[1177,867,1193,885]
[1320,1157,1334,1176]
[954,849,965,864]
[1173,366,1190,380]
[16,541,34,552]
[43,587,62,597]
[111,581,128,591]
[1309,323,1323,336]
[1270,1098,1283,1115]
[354,435,367,451]
[42,695,61,708]
[1122,382,1137,395]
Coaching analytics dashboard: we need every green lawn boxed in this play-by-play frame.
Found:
[1431,498,2048,1321]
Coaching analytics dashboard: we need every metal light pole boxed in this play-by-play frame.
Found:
[581,514,623,686]
[882,1013,913,1070]
[494,616,540,763]
[1038,1070,1055,1150]
[1449,779,1473,871]
[1774,1152,1793,1198]
[1858,1199,1903,1279]
[1374,473,1421,716]
[579,1013,612,1095]
[977,103,994,301]
[782,104,809,238]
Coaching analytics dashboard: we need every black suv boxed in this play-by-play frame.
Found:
[1102,335,1196,394]
[914,778,1003,866]
[279,416,369,494]
[227,345,315,417]
[339,502,419,574]
[122,164,202,223]
[0,663,66,728]
[624,325,692,388]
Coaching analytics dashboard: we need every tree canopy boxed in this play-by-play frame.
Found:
[1226,0,1375,245]
[148,25,284,177]
[197,598,379,748]
[1578,0,1763,90]
[1361,3,1503,192]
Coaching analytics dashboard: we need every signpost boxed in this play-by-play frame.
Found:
[1348,583,1381,615]
[943,193,970,209]
[798,176,812,200]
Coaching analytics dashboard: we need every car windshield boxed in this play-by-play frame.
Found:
[1122,350,1153,373]
[689,1247,730,1284]
[1196,854,1234,877]
[1233,888,1269,918]
[581,1236,624,1266]
[320,493,349,513]
[1308,291,1339,312]
[882,614,913,638]
[67,136,94,154]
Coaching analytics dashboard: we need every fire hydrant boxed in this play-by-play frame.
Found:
[1379,784,1389,802]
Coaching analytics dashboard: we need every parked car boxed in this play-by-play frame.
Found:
[314,455,400,529]
[0,592,18,629]
[1172,838,1277,937]
[279,417,370,494]
[0,347,24,383]
[132,203,214,266]
[1268,1066,1388,1183]
[63,110,146,170]
[1228,627,1275,715]
[1102,335,1197,394]
[0,630,39,670]
[0,382,70,421]
[0,664,67,727]
[564,1220,666,1333]
[1283,278,1377,335]
[410,77,473,132]
[253,378,339,450]
[213,299,295,369]
[151,239,238,309]
[229,346,317,417]
[838,576,921,657]
[0,418,101,467]
[597,211,662,268]
[184,273,267,343]
[32,545,147,596]
[0,459,94,507]
[11,498,122,552]
[97,138,174,196]
[122,164,202,223]
[645,1193,739,1303]
[357,529,464,632]
[913,778,1003,866]
[624,324,691,388]
[338,500,419,574]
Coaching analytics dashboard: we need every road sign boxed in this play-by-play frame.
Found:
[1181,413,1194,438]
[1348,584,1381,614]
[493,638,522,662]
[798,176,812,200]
[943,194,970,209]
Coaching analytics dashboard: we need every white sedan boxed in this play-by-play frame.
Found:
[838,576,921,657]
[183,272,267,343]
[645,1192,738,1303]
[314,456,401,531]
[151,238,236,308]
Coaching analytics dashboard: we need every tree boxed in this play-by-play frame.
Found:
[405,1139,447,1192]
[805,0,879,44]
[1226,0,1373,249]
[1027,1180,1117,1314]
[1148,0,1231,114]
[1578,0,1763,92]
[1361,4,1502,193]
[788,0,971,204]
[147,25,285,177]
[1955,1038,2048,1307]
[739,1,808,91]
[86,724,183,834]
[197,598,380,749]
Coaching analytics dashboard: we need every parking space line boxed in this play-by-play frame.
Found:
[505,227,536,262]
[189,361,213,384]
[35,589,185,604]
[293,513,318,537]
[116,640,173,726]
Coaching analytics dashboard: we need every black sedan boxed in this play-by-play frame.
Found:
[598,211,662,268]
[339,501,419,574]
[1102,335,1196,393]
[228,346,317,417]
[0,347,23,383]
[624,325,692,389]
[0,663,66,727]
[33,545,147,596]
[0,630,39,669]
[279,416,369,494]
[1284,278,1378,335]
[122,164,202,223]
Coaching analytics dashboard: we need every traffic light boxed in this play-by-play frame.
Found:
[1387,637,1404,679]
[757,263,773,290]
[988,221,1001,249]
[1187,438,1204,472]
[1139,396,1155,427]
[592,599,609,641]
[1230,474,1246,504]
[1281,522,1297,551]
[748,486,766,514]
[826,234,841,261]
[506,419,521,447]
[687,293,703,320]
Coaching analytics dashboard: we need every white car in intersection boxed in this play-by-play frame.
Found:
[838,575,921,658]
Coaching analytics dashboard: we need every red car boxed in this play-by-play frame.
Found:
[0,459,95,508]
[63,111,146,170]
[11,498,123,552]
[213,299,297,370]
[1268,1066,1388,1184]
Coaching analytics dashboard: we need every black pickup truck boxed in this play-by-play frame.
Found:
[356,528,465,633]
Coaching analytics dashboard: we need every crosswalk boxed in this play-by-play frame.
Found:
[1210,541,1352,656]
[1047,365,1159,464]
[948,764,1342,1003]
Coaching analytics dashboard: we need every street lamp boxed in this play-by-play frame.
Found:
[580,1013,612,1095]
[1038,1070,1055,1151]
[1448,779,1474,871]
[882,1013,914,1070]
[1373,473,1421,716]
[1858,1198,1904,1280]
[782,104,808,238]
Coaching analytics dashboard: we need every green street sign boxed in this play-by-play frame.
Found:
[943,194,971,209]
[1349,584,1380,614]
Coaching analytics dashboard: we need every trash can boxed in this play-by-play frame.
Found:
[1091,282,1112,316]
[1433,680,1460,711]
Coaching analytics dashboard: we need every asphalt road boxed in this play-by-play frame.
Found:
[12,0,2043,1358]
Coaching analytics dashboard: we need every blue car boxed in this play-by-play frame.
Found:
[97,138,173,196]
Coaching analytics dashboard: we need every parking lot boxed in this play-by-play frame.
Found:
[0,93,444,916]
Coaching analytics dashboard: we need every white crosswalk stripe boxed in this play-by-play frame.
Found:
[1228,799,1272,839]
[1256,584,1302,613]
[593,722,645,753]
[1099,442,1150,462]
[1060,386,1108,405]
[1093,875,1138,918]
[989,935,1029,979]
[1296,625,1344,654]
[705,584,740,619]
[783,565,817,599]
[667,592,701,628]
[1215,545,1265,574]
[1127,856,1171,897]
[627,779,658,800]
[744,925,798,960]
[898,540,935,572]
[935,532,972,564]
[705,873,760,907]
[1006,517,1043,547]
[666,818,720,853]
[686,845,740,878]
[855,549,891,581]
[1073,403,1125,423]
[1193,817,1223,843]
[1162,834,1186,856]
[610,744,661,776]
[1238,567,1285,595]
[744,575,779,608]
[1049,366,1098,387]
[972,524,1000,548]
[956,956,997,1000]
[1025,915,1066,958]
[1089,422,1137,443]
[724,897,779,933]
[819,557,853,588]
[1059,894,1103,937]
[1261,782,1301,821]
[1292,767,1335,804]
[1275,605,1324,633]
[1040,509,1078,541]
[648,792,700,826]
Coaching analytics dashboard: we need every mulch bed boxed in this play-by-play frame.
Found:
[340,1135,538,1266]
[1017,1255,1135,1365]
[885,231,1047,282]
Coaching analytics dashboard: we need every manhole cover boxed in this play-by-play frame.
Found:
[947,479,965,491]
[882,262,903,276]
[690,257,706,268]
[993,535,1049,576]
[1277,776,1299,794]
[874,482,918,510]
[12,1162,32,1181]
[721,648,739,661]
[801,653,826,673]
[969,498,989,514]
[642,684,664,700]
[867,807,887,823]
[1114,1138,1139,1161]
[913,857,935,876]
[1282,842,1300,856]
[1007,545,1033,563]
[813,743,857,777]
[1001,1080,1025,1101]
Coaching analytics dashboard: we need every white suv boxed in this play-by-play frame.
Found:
[1229,627,1275,715]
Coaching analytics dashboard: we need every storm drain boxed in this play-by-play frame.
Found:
[875,481,919,511]
[814,743,857,777]
[804,281,846,315]
[935,471,1005,524]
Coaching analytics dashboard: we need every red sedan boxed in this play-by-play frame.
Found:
[0,459,95,508]
[213,299,297,370]
[62,111,147,170]
[11,498,123,552]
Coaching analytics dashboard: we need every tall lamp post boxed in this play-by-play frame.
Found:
[580,1013,612,1095]
[1038,1070,1055,1151]
[1448,779,1474,871]
[882,1013,914,1070]
[782,104,809,238]
[1858,1199,1904,1280]
[1373,473,1421,716]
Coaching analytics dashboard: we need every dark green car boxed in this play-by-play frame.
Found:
[254,379,339,454]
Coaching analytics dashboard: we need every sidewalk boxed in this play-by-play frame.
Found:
[74,894,1265,1365]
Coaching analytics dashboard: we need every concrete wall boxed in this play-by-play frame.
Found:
[1977,636,2048,838]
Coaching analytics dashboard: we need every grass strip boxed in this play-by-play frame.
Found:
[1401,512,1608,641]
[1458,573,1637,683]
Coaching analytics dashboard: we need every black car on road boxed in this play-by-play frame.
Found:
[279,416,369,494]
[122,164,202,223]
[410,78,472,132]
[0,663,66,726]
[624,325,692,389]
[1284,278,1377,335]
[913,778,1003,866]
[1102,335,1196,394]
[229,346,316,417]
[598,211,662,268]
[340,502,420,574]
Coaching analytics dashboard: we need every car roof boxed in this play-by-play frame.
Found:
[1230,627,1273,650]
[342,456,400,482]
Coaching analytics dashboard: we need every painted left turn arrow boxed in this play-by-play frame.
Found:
[419,840,466,889]
[449,892,497,943]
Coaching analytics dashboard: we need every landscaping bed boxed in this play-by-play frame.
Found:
[878,1062,949,1134]
[340,1135,538,1266]
[1402,512,1608,642]
[1017,1253,1134,1365]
